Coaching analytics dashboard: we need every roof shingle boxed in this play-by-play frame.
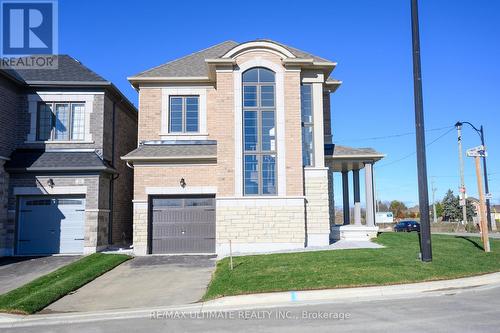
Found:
[5,150,113,172]
[122,141,217,161]
[131,39,336,79]
[3,55,108,83]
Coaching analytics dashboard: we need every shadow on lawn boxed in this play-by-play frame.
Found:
[455,236,484,251]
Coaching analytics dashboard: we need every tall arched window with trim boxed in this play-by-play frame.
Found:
[242,67,276,195]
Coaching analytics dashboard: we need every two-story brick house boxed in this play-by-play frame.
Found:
[123,40,384,256]
[0,55,137,256]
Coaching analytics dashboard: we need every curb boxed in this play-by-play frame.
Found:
[1,271,500,328]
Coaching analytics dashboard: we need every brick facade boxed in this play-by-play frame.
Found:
[130,44,334,256]
[0,73,137,255]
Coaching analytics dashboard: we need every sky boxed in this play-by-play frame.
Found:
[57,0,500,208]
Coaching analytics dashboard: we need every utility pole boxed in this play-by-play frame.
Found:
[467,146,490,252]
[411,0,432,262]
[455,123,468,227]
[456,122,493,231]
[431,178,437,223]
[479,126,493,231]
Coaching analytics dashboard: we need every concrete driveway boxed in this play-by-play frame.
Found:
[0,256,81,294]
[43,255,216,313]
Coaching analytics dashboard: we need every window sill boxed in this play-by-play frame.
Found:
[24,140,95,144]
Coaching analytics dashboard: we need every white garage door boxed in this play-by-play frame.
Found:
[17,196,86,255]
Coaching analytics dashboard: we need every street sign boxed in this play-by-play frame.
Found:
[459,199,466,206]
[485,193,493,200]
[459,187,466,193]
[466,145,487,157]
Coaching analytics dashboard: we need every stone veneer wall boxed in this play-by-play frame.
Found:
[304,168,331,246]
[132,201,148,255]
[328,169,335,232]
[216,198,306,256]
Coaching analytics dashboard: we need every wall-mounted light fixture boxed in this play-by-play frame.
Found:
[180,178,186,188]
[47,178,55,188]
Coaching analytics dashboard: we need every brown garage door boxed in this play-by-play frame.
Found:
[150,196,215,254]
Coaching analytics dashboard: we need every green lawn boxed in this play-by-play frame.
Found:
[0,253,130,314]
[204,233,500,300]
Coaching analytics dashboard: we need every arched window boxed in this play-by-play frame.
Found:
[242,67,276,195]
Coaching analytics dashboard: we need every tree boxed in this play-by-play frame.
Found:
[390,200,407,219]
[434,202,443,219]
[441,189,476,222]
[377,200,390,212]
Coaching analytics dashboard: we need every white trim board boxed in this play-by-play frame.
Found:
[160,87,208,140]
[27,93,95,142]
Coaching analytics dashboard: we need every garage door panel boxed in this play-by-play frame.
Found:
[151,196,215,254]
[17,196,85,255]
[152,237,215,254]
[153,222,215,237]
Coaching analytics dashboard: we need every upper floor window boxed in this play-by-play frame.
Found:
[37,102,85,141]
[169,96,199,133]
[301,84,314,166]
[242,67,276,195]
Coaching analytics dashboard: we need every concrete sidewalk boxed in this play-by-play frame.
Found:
[2,271,499,328]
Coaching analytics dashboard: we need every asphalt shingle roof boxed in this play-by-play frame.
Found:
[131,39,335,79]
[3,55,108,83]
[325,144,384,157]
[132,41,239,78]
[122,141,217,160]
[5,150,113,172]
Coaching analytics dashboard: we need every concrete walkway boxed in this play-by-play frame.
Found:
[42,255,216,313]
[0,256,81,294]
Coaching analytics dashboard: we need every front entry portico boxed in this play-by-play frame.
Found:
[325,144,385,241]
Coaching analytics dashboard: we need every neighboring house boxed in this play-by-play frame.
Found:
[0,55,137,256]
[123,40,384,256]
[493,205,500,221]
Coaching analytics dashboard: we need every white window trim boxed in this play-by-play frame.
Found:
[234,58,286,196]
[26,93,96,143]
[160,87,208,140]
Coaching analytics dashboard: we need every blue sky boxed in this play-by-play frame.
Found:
[57,0,500,207]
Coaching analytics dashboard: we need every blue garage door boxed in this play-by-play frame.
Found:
[17,196,86,255]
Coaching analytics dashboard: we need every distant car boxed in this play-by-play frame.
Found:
[394,221,420,232]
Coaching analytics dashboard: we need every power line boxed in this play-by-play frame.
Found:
[335,125,453,143]
[376,127,455,168]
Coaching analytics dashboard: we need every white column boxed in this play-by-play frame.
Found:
[365,162,375,227]
[353,169,361,225]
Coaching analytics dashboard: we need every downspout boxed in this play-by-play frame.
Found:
[108,101,117,246]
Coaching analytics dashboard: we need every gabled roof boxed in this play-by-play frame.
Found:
[1,55,137,114]
[130,39,337,81]
[131,41,239,79]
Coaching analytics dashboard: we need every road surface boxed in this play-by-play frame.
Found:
[3,284,499,332]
